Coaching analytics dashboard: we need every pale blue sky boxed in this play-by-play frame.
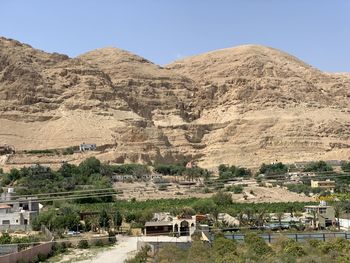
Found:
[1,0,349,72]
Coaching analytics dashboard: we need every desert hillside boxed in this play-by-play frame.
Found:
[0,37,349,168]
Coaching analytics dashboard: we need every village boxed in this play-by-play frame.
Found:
[0,142,350,262]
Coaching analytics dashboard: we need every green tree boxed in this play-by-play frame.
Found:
[212,191,232,206]
[79,157,101,176]
[114,211,123,231]
[99,209,110,230]
[212,236,237,263]
[303,161,333,173]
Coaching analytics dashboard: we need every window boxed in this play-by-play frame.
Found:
[2,220,10,225]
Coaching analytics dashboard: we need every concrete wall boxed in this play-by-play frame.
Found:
[0,242,53,263]
[0,224,31,232]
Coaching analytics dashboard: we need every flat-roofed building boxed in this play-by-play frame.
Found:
[311,179,335,193]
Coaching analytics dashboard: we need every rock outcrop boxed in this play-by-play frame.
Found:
[0,38,349,168]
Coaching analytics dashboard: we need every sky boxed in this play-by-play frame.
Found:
[1,0,349,72]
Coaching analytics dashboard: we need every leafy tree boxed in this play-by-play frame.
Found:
[258,162,288,176]
[212,191,232,206]
[79,157,101,176]
[192,199,218,215]
[218,164,251,179]
[303,161,333,173]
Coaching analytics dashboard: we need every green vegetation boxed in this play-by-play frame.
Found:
[154,163,211,181]
[218,164,251,179]
[153,234,350,263]
[109,163,149,178]
[226,185,244,194]
[258,162,288,176]
[0,232,40,250]
[341,161,350,172]
[303,161,333,172]
[154,163,186,175]
[0,157,113,202]
[24,149,58,155]
[286,183,323,196]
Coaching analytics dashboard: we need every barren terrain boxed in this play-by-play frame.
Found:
[0,37,349,169]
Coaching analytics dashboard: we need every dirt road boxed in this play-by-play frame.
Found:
[80,236,138,263]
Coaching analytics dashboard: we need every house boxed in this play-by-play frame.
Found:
[0,188,39,227]
[311,179,335,193]
[144,212,196,236]
[304,201,335,228]
[79,143,97,152]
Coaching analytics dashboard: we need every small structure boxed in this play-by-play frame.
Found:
[79,143,96,152]
[112,174,134,182]
[144,212,196,236]
[311,179,335,193]
[304,201,335,229]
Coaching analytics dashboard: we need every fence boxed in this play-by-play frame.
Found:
[223,232,350,243]
[0,226,54,263]
[137,241,191,256]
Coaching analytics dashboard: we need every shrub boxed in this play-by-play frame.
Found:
[94,240,104,247]
[37,253,47,261]
[283,240,305,256]
[78,239,89,249]
[212,191,232,206]
[245,233,273,256]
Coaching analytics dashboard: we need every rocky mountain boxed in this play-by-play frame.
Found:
[0,37,349,168]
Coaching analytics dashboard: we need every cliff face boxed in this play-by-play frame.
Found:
[0,38,349,167]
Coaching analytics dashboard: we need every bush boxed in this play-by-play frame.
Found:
[78,239,89,249]
[212,191,232,206]
[244,233,273,256]
[283,240,305,256]
[227,185,244,194]
[94,240,104,247]
[37,253,47,261]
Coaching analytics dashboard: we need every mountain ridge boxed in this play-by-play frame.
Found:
[0,36,349,168]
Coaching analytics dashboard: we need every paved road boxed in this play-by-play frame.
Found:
[80,236,138,263]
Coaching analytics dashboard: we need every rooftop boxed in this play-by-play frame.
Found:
[145,221,173,227]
